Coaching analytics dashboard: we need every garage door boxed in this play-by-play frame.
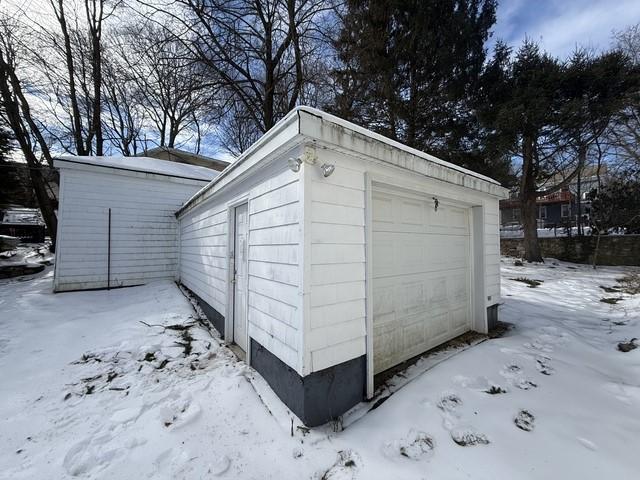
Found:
[372,186,471,374]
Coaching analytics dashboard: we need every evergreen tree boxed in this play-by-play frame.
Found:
[329,0,502,178]
[478,40,565,262]
[0,122,36,208]
[479,41,635,261]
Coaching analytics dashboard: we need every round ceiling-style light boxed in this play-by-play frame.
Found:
[288,157,302,173]
[320,163,335,178]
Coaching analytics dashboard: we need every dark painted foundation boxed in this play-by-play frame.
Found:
[183,285,366,427]
[185,288,225,336]
[487,304,499,331]
[250,339,366,427]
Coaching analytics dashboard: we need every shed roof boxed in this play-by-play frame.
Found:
[141,147,230,171]
[55,155,219,182]
[178,107,508,215]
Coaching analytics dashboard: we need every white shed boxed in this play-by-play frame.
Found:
[53,156,217,292]
[177,107,508,426]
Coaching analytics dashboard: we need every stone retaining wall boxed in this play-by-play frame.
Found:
[500,235,640,266]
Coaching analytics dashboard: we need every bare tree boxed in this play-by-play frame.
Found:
[110,21,214,150]
[101,50,147,155]
[35,0,119,155]
[140,0,334,153]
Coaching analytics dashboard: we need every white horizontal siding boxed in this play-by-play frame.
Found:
[484,201,501,303]
[54,167,207,292]
[179,204,229,316]
[306,153,367,373]
[305,147,504,373]
[178,163,304,373]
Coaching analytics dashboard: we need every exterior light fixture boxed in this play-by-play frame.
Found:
[320,163,335,178]
[288,157,302,173]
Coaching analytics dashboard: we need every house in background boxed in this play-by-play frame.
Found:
[500,189,574,228]
[142,146,230,172]
[499,165,608,230]
[53,107,508,427]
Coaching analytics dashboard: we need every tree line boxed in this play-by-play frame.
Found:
[1,0,639,259]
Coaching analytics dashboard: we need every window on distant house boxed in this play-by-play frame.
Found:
[514,208,521,221]
[538,205,547,220]
[561,204,570,218]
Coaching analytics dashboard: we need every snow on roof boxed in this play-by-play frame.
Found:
[55,155,219,181]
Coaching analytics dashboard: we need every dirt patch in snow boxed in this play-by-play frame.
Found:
[617,339,638,353]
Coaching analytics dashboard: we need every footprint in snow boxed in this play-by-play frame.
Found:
[535,356,555,376]
[505,364,521,373]
[383,430,435,461]
[500,364,538,390]
[450,426,490,446]
[318,450,360,480]
[437,393,462,413]
[514,379,538,390]
[514,410,535,431]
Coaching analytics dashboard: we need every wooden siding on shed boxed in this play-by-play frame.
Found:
[178,163,304,373]
[54,167,207,291]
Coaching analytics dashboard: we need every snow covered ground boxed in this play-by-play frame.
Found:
[1,259,639,479]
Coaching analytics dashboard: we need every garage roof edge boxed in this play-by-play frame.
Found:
[177,106,509,217]
[54,156,217,182]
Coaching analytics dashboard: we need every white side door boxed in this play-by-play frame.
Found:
[233,203,249,353]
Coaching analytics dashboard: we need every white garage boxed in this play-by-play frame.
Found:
[176,107,508,426]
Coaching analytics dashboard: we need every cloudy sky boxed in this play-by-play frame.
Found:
[491,0,640,57]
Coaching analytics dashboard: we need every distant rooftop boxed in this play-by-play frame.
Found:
[55,155,219,182]
[142,147,230,172]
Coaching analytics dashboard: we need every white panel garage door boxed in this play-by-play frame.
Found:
[372,186,471,374]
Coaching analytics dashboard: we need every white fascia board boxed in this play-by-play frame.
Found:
[296,107,509,199]
[176,110,303,217]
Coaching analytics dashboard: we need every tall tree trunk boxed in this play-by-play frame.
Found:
[28,164,58,250]
[520,135,543,262]
[86,0,103,155]
[53,0,86,155]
